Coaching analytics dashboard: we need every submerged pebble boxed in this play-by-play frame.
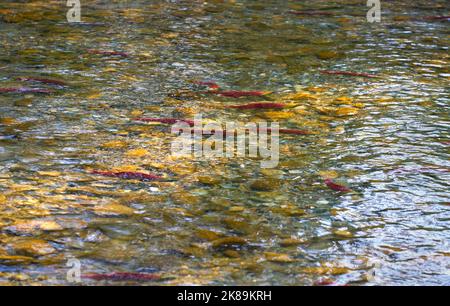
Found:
[211,237,247,248]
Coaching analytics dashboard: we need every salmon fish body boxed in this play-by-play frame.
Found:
[320,70,378,78]
[17,77,66,86]
[88,50,129,57]
[82,272,160,282]
[208,91,269,98]
[92,170,163,181]
[278,128,311,135]
[0,87,54,94]
[134,118,195,127]
[182,127,310,136]
[228,102,287,110]
[423,16,450,21]
[324,178,352,192]
[193,81,220,90]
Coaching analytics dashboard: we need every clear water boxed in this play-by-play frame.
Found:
[0,0,449,285]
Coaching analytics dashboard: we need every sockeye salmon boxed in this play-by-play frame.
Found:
[227,103,287,110]
[324,178,352,192]
[82,272,160,282]
[92,170,163,181]
[17,77,66,86]
[320,70,378,78]
[134,118,195,126]
[0,87,53,94]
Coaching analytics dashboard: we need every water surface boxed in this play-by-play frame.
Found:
[0,0,449,285]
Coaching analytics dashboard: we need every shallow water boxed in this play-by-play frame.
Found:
[0,0,449,285]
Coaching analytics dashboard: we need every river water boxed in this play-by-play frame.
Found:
[0,0,449,285]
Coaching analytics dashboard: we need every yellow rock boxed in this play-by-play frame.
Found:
[335,107,359,117]
[280,238,306,247]
[166,207,194,217]
[6,273,31,282]
[223,218,250,233]
[302,266,350,275]
[171,193,200,205]
[161,32,179,39]
[316,51,340,60]
[271,203,305,217]
[122,8,143,17]
[14,98,33,107]
[112,165,139,172]
[10,239,56,257]
[125,148,149,158]
[261,169,283,178]
[0,118,17,125]
[120,192,167,204]
[223,250,240,258]
[6,220,63,235]
[0,255,33,265]
[121,75,140,82]
[130,109,143,117]
[306,87,327,93]
[330,208,339,216]
[314,106,335,116]
[196,229,222,241]
[103,68,117,73]
[183,245,206,257]
[334,126,346,134]
[102,140,128,149]
[264,252,295,263]
[144,106,162,112]
[139,52,153,58]
[250,179,280,192]
[198,176,221,186]
[283,92,317,100]
[334,96,353,104]
[288,208,306,217]
[333,229,354,238]
[87,92,103,99]
[337,17,352,23]
[379,245,405,253]
[9,184,38,192]
[0,9,13,15]
[262,111,294,120]
[393,16,411,21]
[374,97,395,103]
[38,171,61,177]
[148,162,166,169]
[292,107,310,115]
[318,170,339,179]
[211,237,247,248]
[93,203,134,217]
[229,206,245,213]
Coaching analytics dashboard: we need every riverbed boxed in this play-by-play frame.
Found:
[0,0,449,285]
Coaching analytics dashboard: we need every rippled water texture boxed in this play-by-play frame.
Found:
[0,0,449,285]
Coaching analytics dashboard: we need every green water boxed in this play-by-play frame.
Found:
[0,0,449,285]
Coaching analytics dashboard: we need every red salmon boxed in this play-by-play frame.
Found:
[228,103,287,110]
[324,178,352,192]
[17,77,66,86]
[0,87,53,94]
[88,50,129,57]
[193,81,220,90]
[134,118,195,126]
[83,272,160,282]
[320,70,378,78]
[207,91,269,98]
[92,170,163,181]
